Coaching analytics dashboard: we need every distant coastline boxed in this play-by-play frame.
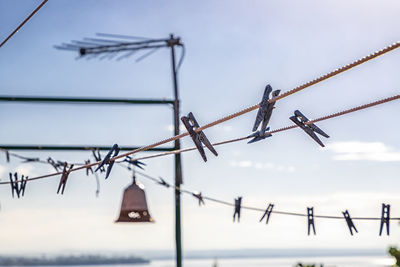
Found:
[139,248,387,260]
[0,248,386,265]
[0,255,150,266]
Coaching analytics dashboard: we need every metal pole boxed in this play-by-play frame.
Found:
[0,96,174,105]
[0,145,174,151]
[170,34,183,267]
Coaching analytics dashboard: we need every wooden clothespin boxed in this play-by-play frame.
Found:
[57,162,74,194]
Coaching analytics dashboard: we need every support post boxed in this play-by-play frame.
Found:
[170,34,183,267]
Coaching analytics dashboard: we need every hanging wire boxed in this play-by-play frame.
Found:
[133,170,400,221]
[0,92,399,185]
[0,41,399,184]
[109,41,400,162]
[176,44,186,71]
[0,0,48,47]
[129,94,400,162]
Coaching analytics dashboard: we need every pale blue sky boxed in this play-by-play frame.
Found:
[0,0,400,255]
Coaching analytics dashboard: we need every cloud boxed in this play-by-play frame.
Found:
[326,141,400,162]
[166,124,187,132]
[229,160,295,172]
[16,164,38,176]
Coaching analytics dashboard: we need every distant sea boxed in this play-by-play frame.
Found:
[40,256,395,267]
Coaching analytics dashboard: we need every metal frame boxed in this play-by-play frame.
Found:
[0,96,175,152]
[0,34,184,267]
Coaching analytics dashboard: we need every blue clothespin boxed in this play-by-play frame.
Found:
[307,207,316,235]
[95,144,120,179]
[379,203,390,236]
[9,173,18,198]
[181,112,218,162]
[22,157,40,163]
[9,172,27,198]
[259,203,274,224]
[124,156,146,170]
[252,84,280,135]
[85,160,93,176]
[290,110,329,147]
[233,197,242,222]
[5,150,10,162]
[92,149,105,173]
[192,191,205,206]
[342,210,358,235]
[19,175,27,197]
[48,157,62,172]
[248,127,272,144]
[157,177,170,188]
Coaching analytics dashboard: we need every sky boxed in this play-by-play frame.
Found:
[0,0,400,257]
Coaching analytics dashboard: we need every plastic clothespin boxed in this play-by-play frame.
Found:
[124,156,146,170]
[92,149,105,173]
[307,207,316,235]
[181,112,218,162]
[192,191,205,206]
[19,175,28,197]
[157,177,170,188]
[379,203,390,236]
[57,162,74,194]
[9,173,18,198]
[250,84,280,140]
[48,157,61,172]
[259,203,274,224]
[290,110,329,147]
[233,197,242,223]
[94,144,120,179]
[247,127,272,144]
[5,150,10,163]
[56,160,65,167]
[22,157,40,163]
[85,160,93,176]
[9,172,27,198]
[342,210,358,235]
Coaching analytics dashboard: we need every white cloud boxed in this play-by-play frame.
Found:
[326,141,400,162]
[16,164,38,176]
[229,160,295,172]
[166,124,187,132]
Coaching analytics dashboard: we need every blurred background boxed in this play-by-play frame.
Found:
[0,0,400,264]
